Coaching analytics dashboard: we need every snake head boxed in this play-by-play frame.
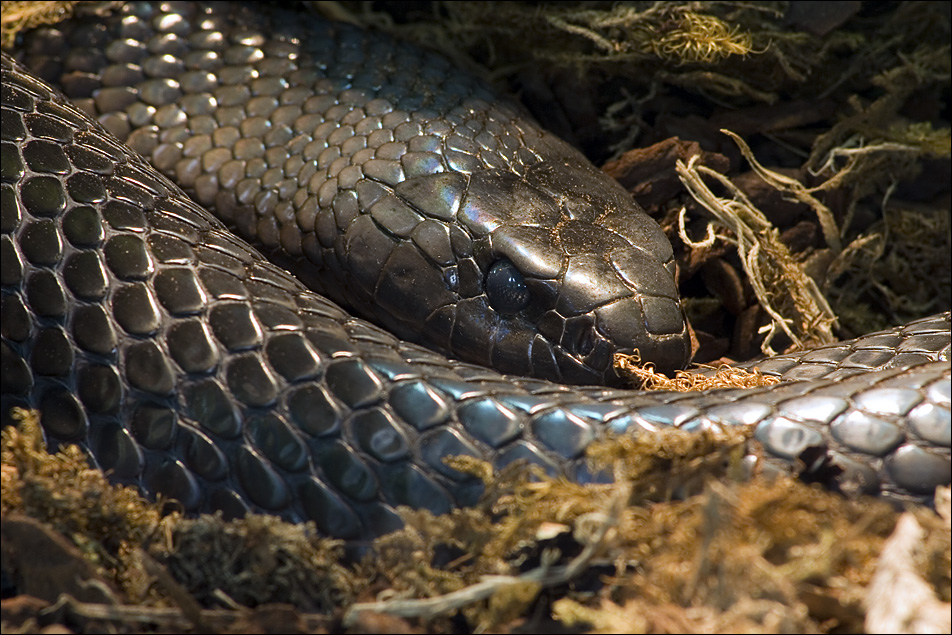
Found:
[357,133,692,385]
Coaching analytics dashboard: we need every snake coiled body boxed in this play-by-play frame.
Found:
[1,3,950,541]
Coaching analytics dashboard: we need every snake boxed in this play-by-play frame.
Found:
[1,2,949,542]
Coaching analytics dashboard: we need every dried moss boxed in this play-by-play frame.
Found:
[0,1,77,48]
[347,429,752,631]
[3,412,949,633]
[614,350,782,390]
[345,433,950,633]
[1,409,165,598]
[159,513,356,613]
[2,413,357,619]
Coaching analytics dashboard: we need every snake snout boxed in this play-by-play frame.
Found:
[595,241,692,376]
[537,246,690,381]
[594,296,691,377]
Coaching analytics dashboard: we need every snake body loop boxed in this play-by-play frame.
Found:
[1,3,950,541]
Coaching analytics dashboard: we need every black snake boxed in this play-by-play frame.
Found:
[2,2,949,541]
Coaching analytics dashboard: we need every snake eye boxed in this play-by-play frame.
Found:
[486,259,531,315]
